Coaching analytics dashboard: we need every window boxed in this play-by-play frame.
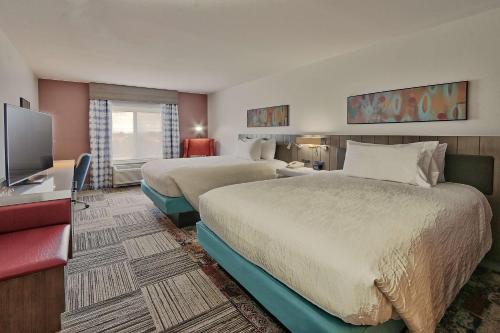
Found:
[111,101,162,162]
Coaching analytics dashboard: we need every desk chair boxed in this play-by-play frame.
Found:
[73,153,91,209]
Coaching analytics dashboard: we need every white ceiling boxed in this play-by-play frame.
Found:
[1,0,500,93]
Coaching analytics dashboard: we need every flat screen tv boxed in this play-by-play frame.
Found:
[3,104,53,186]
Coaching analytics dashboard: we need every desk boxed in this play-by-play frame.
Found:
[0,160,75,247]
[0,160,75,207]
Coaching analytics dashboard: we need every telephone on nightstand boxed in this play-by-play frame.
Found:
[287,161,305,169]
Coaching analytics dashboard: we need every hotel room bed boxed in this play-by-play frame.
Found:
[141,156,286,219]
[198,172,492,333]
[142,156,286,198]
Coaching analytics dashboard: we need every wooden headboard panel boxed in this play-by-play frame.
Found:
[242,134,500,266]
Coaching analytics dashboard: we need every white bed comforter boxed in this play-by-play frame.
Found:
[199,172,492,333]
[141,156,286,197]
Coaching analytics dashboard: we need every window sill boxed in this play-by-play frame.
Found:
[113,158,160,166]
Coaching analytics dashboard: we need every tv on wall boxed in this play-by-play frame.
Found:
[3,104,54,186]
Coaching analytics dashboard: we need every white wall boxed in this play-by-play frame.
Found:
[0,28,38,182]
[208,8,500,155]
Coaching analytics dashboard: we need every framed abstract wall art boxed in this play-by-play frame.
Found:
[20,97,31,109]
[347,81,468,124]
[247,105,289,127]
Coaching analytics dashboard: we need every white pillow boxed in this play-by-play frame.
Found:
[402,141,440,187]
[434,143,448,183]
[343,140,439,187]
[343,141,422,186]
[396,141,444,186]
[235,138,262,161]
[261,139,276,160]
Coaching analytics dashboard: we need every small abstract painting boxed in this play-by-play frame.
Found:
[20,97,30,109]
[347,81,467,124]
[247,105,289,127]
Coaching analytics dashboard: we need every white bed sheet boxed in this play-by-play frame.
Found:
[141,155,286,197]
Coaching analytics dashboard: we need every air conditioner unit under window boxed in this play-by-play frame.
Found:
[112,163,144,187]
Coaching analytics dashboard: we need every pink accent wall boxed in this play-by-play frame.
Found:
[178,92,209,144]
[38,80,90,161]
[38,80,208,160]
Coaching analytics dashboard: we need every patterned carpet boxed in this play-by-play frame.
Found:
[62,186,282,333]
[61,186,500,332]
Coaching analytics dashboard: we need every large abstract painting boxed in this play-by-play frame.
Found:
[347,81,467,124]
[247,105,289,127]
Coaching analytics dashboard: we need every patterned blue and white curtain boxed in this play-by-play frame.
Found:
[161,104,180,159]
[89,99,113,189]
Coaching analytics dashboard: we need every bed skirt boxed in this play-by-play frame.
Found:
[196,221,406,333]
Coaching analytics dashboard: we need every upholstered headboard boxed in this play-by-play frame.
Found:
[444,154,495,195]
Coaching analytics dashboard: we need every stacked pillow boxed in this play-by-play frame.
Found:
[434,143,448,183]
[235,138,262,160]
[235,138,277,161]
[261,138,277,160]
[343,140,447,187]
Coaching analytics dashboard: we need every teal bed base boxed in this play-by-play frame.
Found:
[141,180,194,214]
[197,222,406,333]
[141,180,199,227]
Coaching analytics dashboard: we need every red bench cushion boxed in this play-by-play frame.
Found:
[0,224,70,281]
[0,199,72,234]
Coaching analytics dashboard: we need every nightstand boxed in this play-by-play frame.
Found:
[277,167,326,178]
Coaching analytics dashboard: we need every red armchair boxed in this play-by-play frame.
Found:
[183,138,215,157]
